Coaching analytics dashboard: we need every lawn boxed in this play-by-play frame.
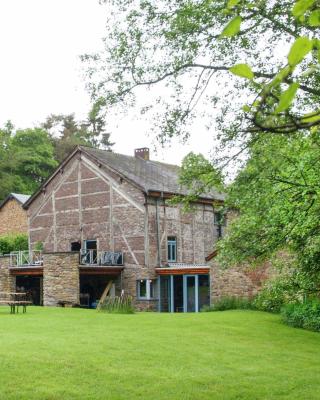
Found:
[0,308,319,400]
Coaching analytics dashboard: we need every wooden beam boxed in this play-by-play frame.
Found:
[97,280,113,310]
[10,268,43,276]
[156,268,210,276]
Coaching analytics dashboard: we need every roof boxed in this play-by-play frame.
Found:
[24,145,225,209]
[82,146,225,201]
[0,193,31,210]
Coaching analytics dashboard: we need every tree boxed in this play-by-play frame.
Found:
[0,124,57,200]
[81,0,320,279]
[217,132,320,284]
[82,0,320,159]
[43,114,91,162]
[43,102,114,162]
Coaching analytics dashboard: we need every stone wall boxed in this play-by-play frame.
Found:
[122,264,158,311]
[0,256,15,292]
[0,199,28,236]
[210,259,274,302]
[43,252,79,306]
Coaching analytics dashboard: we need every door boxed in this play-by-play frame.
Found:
[183,275,198,312]
[83,240,97,264]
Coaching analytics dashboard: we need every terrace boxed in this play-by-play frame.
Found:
[8,250,124,268]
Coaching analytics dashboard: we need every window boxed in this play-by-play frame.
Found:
[82,239,97,264]
[214,211,223,225]
[167,237,177,262]
[214,212,226,239]
[137,279,156,299]
[71,241,81,252]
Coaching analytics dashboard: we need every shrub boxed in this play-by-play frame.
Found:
[253,282,287,313]
[281,301,320,332]
[0,233,28,254]
[201,296,255,312]
[99,295,135,314]
[253,270,314,313]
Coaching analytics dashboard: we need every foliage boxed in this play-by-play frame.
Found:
[34,241,44,251]
[169,152,224,209]
[216,132,320,283]
[1,308,320,399]
[0,124,58,201]
[201,296,254,312]
[99,295,134,314]
[83,0,320,150]
[0,234,28,255]
[82,1,320,285]
[281,301,320,332]
[0,105,114,201]
[43,107,114,163]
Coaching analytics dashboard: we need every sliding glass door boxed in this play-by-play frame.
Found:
[183,275,198,312]
[159,274,209,312]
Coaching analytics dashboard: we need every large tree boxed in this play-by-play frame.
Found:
[82,0,320,161]
[82,0,320,280]
[0,125,58,200]
[43,101,114,163]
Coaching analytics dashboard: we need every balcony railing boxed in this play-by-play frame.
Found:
[80,250,123,266]
[10,251,43,267]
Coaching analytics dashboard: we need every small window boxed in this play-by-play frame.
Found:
[137,279,156,300]
[71,241,81,252]
[167,237,177,262]
[214,212,226,226]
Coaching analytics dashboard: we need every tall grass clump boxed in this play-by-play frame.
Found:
[201,296,255,312]
[99,295,135,314]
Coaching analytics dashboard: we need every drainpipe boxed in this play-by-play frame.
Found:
[155,197,161,267]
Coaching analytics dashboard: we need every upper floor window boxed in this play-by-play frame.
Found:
[214,211,225,226]
[214,212,226,238]
[167,236,177,262]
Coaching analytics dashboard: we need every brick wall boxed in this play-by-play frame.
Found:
[0,199,28,236]
[43,252,79,306]
[147,199,222,267]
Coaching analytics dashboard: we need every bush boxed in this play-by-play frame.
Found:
[0,233,28,254]
[253,283,286,313]
[99,295,135,314]
[201,296,255,312]
[281,301,320,332]
[253,271,312,313]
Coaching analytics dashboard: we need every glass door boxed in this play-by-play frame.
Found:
[183,275,199,312]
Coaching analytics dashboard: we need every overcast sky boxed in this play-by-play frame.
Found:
[0,0,216,165]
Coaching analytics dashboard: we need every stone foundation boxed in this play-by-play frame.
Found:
[0,256,15,292]
[43,252,79,306]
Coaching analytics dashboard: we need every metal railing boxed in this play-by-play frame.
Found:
[80,250,123,266]
[10,251,43,267]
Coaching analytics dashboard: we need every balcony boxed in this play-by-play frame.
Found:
[79,250,124,266]
[10,251,43,267]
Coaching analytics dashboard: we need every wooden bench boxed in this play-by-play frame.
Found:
[0,292,32,314]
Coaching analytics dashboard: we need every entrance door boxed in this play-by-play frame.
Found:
[83,240,97,264]
[183,275,198,312]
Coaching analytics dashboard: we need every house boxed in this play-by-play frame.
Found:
[0,193,30,236]
[0,146,269,310]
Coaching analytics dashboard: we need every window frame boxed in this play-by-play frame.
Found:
[167,236,177,262]
[137,279,156,300]
[214,212,226,226]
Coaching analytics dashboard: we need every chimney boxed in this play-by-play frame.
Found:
[134,147,150,161]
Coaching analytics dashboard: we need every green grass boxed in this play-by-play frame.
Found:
[0,308,319,400]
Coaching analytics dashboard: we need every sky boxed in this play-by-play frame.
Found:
[0,0,215,165]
